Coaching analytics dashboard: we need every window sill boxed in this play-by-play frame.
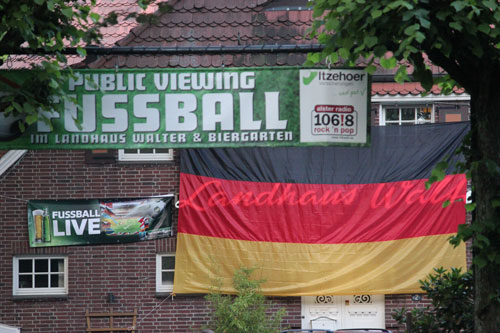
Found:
[12,294,69,301]
[155,292,206,298]
[117,159,175,165]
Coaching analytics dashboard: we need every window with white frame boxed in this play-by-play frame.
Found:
[13,256,68,296]
[381,105,434,125]
[156,253,175,292]
[118,148,174,162]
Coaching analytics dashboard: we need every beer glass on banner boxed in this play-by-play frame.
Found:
[32,209,44,243]
[43,208,51,243]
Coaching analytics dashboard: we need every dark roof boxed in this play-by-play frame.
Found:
[90,0,314,69]
[3,0,468,97]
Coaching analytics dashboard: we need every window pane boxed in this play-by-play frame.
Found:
[162,256,175,270]
[35,259,49,272]
[50,274,64,288]
[417,107,432,121]
[19,259,32,273]
[35,274,49,288]
[401,108,415,120]
[140,149,154,154]
[385,109,399,121]
[19,275,32,288]
[155,148,171,154]
[124,149,137,153]
[162,272,174,285]
[51,259,64,273]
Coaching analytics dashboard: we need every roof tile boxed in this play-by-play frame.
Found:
[371,82,463,96]
[182,0,195,10]
[194,0,205,9]
[211,55,222,67]
[125,55,138,68]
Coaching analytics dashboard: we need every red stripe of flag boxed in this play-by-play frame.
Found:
[178,173,466,244]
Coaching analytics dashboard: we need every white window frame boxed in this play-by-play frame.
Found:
[12,255,68,296]
[379,104,435,126]
[156,253,175,293]
[118,149,174,162]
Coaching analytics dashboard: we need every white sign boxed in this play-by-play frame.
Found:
[300,69,369,144]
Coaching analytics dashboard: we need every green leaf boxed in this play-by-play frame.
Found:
[364,36,378,48]
[371,9,382,19]
[451,1,467,12]
[76,47,87,57]
[394,65,410,83]
[380,56,397,69]
[23,102,35,114]
[418,17,431,29]
[414,31,426,43]
[449,22,463,31]
[478,24,490,34]
[46,0,54,11]
[328,52,339,64]
[307,52,321,64]
[373,45,386,57]
[465,203,476,212]
[90,12,101,22]
[338,48,350,59]
[404,23,420,36]
[49,79,59,89]
[365,64,377,74]
[25,114,38,125]
[12,101,22,112]
[325,17,338,31]
[61,7,73,18]
[484,0,498,10]
[492,199,500,208]
[442,200,451,208]
[476,234,491,247]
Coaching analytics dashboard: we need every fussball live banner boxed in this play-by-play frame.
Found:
[27,196,173,247]
[174,122,469,295]
[0,67,369,148]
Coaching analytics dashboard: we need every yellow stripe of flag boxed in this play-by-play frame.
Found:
[173,233,466,296]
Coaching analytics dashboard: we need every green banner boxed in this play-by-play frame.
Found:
[27,196,173,247]
[1,67,370,149]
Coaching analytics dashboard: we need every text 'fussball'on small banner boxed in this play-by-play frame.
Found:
[27,196,174,247]
[0,67,370,149]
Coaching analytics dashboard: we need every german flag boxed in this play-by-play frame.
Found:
[174,122,469,295]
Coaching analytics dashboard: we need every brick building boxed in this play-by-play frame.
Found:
[0,1,470,332]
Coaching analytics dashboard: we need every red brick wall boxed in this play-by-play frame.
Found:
[0,150,299,332]
[385,294,433,332]
[0,148,472,332]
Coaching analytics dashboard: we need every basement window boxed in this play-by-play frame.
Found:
[118,148,174,162]
[13,256,68,296]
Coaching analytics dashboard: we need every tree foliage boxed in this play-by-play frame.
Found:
[394,267,474,332]
[0,0,105,130]
[307,0,500,93]
[0,0,171,132]
[205,267,286,333]
[307,1,500,331]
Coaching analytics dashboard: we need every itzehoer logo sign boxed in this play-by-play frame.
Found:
[0,67,370,149]
[300,69,369,144]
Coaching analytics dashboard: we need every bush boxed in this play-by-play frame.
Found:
[205,267,286,333]
[394,267,474,332]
